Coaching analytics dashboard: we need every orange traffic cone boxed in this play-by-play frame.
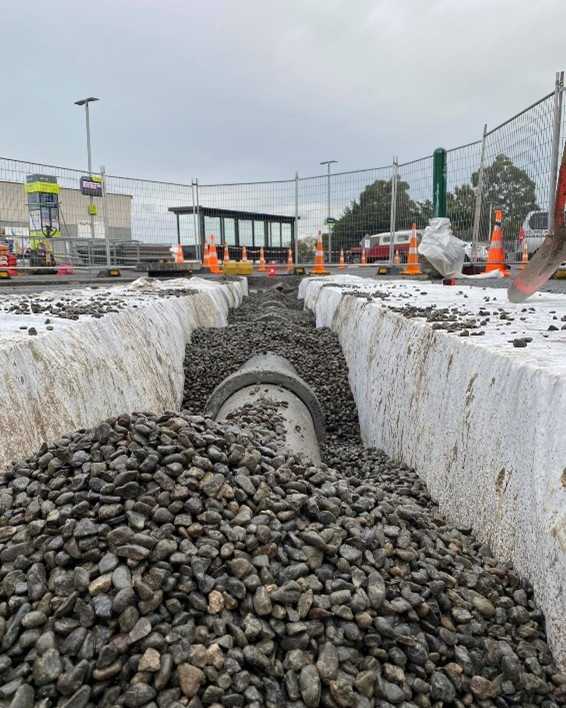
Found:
[485,210,509,276]
[361,248,367,265]
[175,244,184,265]
[393,250,401,266]
[311,234,329,275]
[287,248,294,273]
[258,247,266,272]
[518,238,529,271]
[402,224,422,276]
[241,245,248,262]
[339,248,345,270]
[208,235,221,274]
[223,244,230,263]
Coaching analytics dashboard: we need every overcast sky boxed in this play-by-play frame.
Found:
[1,0,564,184]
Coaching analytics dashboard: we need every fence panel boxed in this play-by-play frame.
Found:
[1,81,563,268]
[446,140,482,241]
[396,156,434,253]
[478,92,555,260]
[303,166,393,263]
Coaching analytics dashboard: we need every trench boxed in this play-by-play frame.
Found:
[0,277,564,708]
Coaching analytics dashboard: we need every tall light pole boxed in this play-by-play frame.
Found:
[75,97,99,240]
[320,160,337,262]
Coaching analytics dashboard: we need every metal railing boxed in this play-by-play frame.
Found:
[1,71,564,267]
[1,235,144,270]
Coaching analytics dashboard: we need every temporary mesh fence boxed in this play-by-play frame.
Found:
[477,91,557,259]
[0,75,564,266]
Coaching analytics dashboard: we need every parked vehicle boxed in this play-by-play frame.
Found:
[357,230,421,263]
[516,210,548,259]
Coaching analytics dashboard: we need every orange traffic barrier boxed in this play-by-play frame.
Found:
[361,248,367,265]
[339,248,345,270]
[519,238,529,271]
[393,250,401,266]
[287,248,294,273]
[402,223,422,276]
[241,245,248,262]
[258,247,266,272]
[485,210,509,276]
[311,235,329,275]
[223,244,230,263]
[208,235,221,274]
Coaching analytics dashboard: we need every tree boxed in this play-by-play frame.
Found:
[333,178,425,249]
[447,184,476,241]
[471,154,538,241]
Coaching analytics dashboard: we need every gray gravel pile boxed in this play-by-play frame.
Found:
[1,406,565,707]
[3,289,198,322]
[183,293,360,446]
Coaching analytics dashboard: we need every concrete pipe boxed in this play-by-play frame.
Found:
[205,353,325,463]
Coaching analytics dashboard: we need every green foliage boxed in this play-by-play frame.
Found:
[472,154,538,240]
[333,179,430,247]
[447,184,476,240]
[331,153,538,248]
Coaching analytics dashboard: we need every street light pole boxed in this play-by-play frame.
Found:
[75,97,99,240]
[320,159,337,263]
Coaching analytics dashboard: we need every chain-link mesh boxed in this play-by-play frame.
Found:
[446,140,483,241]
[477,92,555,261]
[1,81,563,268]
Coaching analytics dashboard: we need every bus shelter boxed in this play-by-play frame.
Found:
[168,206,296,261]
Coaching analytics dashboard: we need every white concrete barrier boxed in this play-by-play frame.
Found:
[300,275,566,669]
[0,277,246,474]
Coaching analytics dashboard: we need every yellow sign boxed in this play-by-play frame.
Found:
[88,204,97,216]
[25,181,60,195]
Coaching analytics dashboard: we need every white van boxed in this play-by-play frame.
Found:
[517,211,548,257]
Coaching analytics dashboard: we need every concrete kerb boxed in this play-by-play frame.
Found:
[0,277,248,474]
[204,352,326,445]
[299,274,566,670]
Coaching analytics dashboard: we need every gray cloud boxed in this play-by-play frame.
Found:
[0,0,564,183]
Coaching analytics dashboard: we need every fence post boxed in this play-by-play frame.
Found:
[388,158,398,265]
[191,179,200,261]
[471,124,488,260]
[294,172,299,266]
[433,148,447,218]
[100,165,111,267]
[195,178,201,262]
[548,71,564,234]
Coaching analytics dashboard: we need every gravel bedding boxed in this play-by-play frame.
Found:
[0,284,564,707]
[183,288,361,448]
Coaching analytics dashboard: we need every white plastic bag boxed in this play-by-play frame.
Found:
[418,218,466,278]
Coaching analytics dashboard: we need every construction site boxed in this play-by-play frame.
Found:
[2,0,566,703]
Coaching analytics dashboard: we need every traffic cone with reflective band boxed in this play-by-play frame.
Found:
[393,250,401,266]
[208,235,221,274]
[258,247,266,272]
[402,224,422,276]
[361,248,367,265]
[223,244,230,263]
[485,210,509,276]
[287,248,294,273]
[311,235,329,275]
[519,238,529,271]
[241,246,248,262]
[339,248,345,270]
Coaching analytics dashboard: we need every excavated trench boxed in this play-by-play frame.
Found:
[0,281,564,708]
